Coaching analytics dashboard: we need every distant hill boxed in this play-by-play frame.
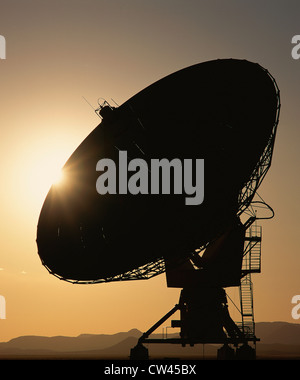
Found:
[0,328,141,353]
[0,322,299,359]
[256,322,300,345]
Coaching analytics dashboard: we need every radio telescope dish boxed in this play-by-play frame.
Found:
[36,59,280,284]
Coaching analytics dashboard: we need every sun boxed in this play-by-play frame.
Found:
[17,137,73,212]
[52,168,65,186]
[26,150,67,203]
[41,159,65,188]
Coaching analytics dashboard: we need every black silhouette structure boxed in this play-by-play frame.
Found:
[36,59,280,359]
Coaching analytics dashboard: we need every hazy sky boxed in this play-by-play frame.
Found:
[0,0,300,342]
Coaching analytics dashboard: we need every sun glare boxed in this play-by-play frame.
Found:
[52,168,65,186]
[46,163,65,187]
[18,138,73,211]
[28,152,67,201]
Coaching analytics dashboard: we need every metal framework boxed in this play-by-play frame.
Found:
[238,67,280,216]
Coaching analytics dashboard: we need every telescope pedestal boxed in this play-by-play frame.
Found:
[130,286,258,360]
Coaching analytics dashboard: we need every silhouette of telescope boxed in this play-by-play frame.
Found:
[36,59,280,284]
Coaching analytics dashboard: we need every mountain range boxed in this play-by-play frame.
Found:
[0,322,299,359]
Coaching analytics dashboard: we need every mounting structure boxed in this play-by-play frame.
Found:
[129,217,259,360]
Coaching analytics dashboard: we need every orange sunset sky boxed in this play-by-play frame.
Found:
[0,0,300,342]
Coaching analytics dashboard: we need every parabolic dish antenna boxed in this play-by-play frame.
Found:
[36,59,280,284]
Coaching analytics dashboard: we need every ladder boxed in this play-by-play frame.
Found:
[239,223,262,339]
[240,274,255,338]
[242,224,262,275]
